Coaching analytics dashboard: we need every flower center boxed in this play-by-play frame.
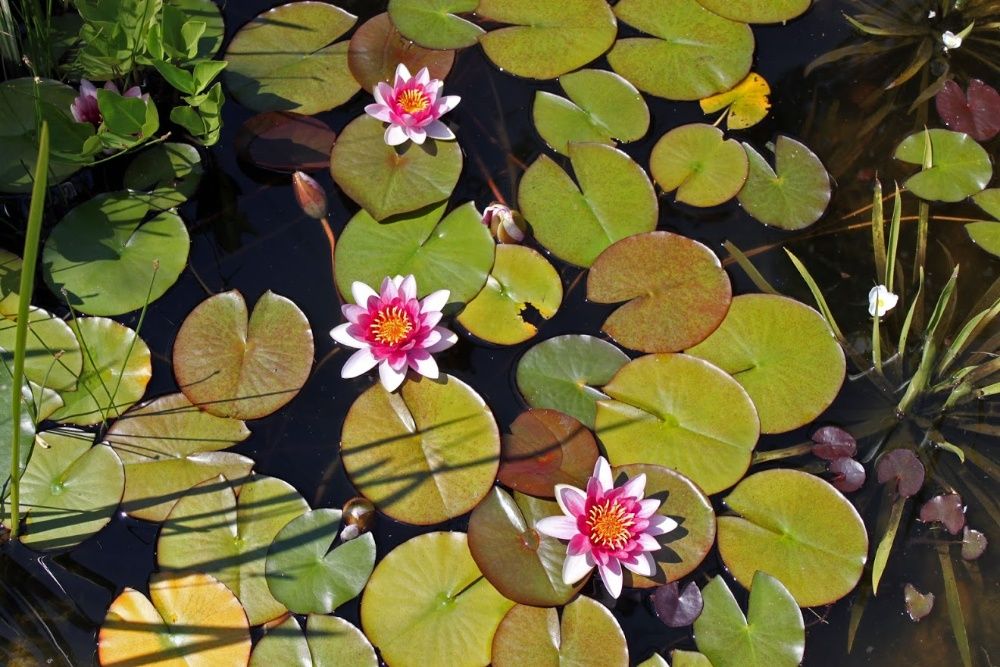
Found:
[586,500,635,550]
[370,306,414,346]
[396,88,430,114]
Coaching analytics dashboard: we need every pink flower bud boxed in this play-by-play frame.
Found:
[292,171,328,220]
[481,202,526,244]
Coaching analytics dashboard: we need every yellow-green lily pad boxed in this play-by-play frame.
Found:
[650,124,749,207]
[387,0,483,49]
[737,137,831,230]
[249,615,378,667]
[0,306,82,391]
[695,0,812,24]
[894,129,993,203]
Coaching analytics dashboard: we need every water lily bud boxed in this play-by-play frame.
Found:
[339,496,375,541]
[292,171,328,220]
[481,203,526,244]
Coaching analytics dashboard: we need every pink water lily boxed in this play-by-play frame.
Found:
[364,63,460,146]
[330,275,457,392]
[71,79,149,127]
[536,457,678,598]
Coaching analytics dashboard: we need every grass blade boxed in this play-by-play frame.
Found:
[872,494,906,594]
[871,179,886,285]
[885,183,902,291]
[784,248,846,341]
[898,266,959,414]
[723,240,779,295]
[937,547,973,667]
[897,267,923,357]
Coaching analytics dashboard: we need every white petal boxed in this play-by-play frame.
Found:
[598,559,624,598]
[637,532,661,551]
[622,551,656,577]
[374,81,393,106]
[330,323,366,348]
[562,552,595,586]
[379,361,407,392]
[384,124,409,146]
[436,95,461,114]
[351,281,378,306]
[410,353,439,379]
[421,329,442,349]
[424,120,455,140]
[421,289,450,314]
[621,473,646,500]
[406,126,427,144]
[647,515,679,536]
[425,327,457,353]
[638,498,660,518]
[535,516,579,540]
[341,348,378,378]
[555,484,587,517]
[399,274,417,301]
[80,79,96,96]
[593,457,613,493]
[415,67,430,86]
[394,63,412,86]
[381,276,398,300]
[365,103,393,123]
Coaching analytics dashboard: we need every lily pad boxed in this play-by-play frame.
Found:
[42,192,190,316]
[250,615,378,667]
[334,201,494,310]
[649,124,749,207]
[98,572,251,667]
[330,115,463,221]
[935,79,1000,142]
[265,508,377,614]
[904,583,934,622]
[457,245,562,345]
[516,334,630,429]
[693,572,805,667]
[588,232,732,353]
[341,374,500,525]
[966,189,1000,258]
[895,129,993,203]
[0,307,83,391]
[652,581,704,627]
[533,69,649,155]
[491,597,628,667]
[695,0,812,24]
[104,392,252,522]
[519,142,658,267]
[596,354,759,496]
[672,651,712,667]
[876,449,925,498]
[349,13,456,91]
[173,290,314,420]
[687,294,845,434]
[224,1,359,114]
[123,142,204,210]
[361,531,514,667]
[476,0,617,80]
[0,360,36,489]
[811,425,857,460]
[737,137,831,229]
[468,488,585,606]
[157,474,310,625]
[0,249,21,313]
[699,72,772,130]
[235,111,338,174]
[717,469,868,607]
[387,0,483,50]
[608,0,754,101]
[497,409,598,497]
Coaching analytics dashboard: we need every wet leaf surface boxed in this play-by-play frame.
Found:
[497,409,598,497]
[904,583,934,622]
[652,580,704,627]
[919,494,966,535]
[234,112,337,173]
[961,527,987,561]
[876,449,925,498]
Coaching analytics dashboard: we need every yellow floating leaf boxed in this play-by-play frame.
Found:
[699,73,771,130]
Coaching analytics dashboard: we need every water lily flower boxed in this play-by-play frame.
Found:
[330,275,457,391]
[71,79,149,127]
[535,457,678,599]
[364,64,460,147]
[868,285,899,317]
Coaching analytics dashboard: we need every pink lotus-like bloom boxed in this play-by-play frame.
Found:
[330,275,457,391]
[364,64,460,146]
[536,457,678,598]
[71,79,149,127]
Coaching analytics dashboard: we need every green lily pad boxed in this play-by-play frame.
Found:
[249,615,378,667]
[50,318,151,426]
[0,307,82,391]
[224,1,359,114]
[608,0,754,101]
[477,0,617,80]
[468,488,585,606]
[686,294,845,434]
[672,651,712,667]
[166,0,225,59]
[695,0,812,24]
[491,597,628,667]
[348,13,456,91]
[650,124,749,207]
[587,232,732,353]
[694,572,805,667]
[516,334,630,429]
[361,531,515,667]
[104,392,252,522]
[42,192,191,316]
[123,142,204,211]
[0,361,37,489]
[341,374,500,525]
[497,409,598,497]
[894,129,993,203]
[387,0,483,49]
[334,201,495,310]
[0,249,21,313]
[265,509,376,614]
[967,189,1000,258]
[172,290,314,420]
[737,137,831,230]
[330,115,464,221]
[534,69,650,155]
[457,245,562,345]
[717,469,868,607]
[638,655,671,667]
[519,143,658,267]
[595,354,759,496]
[157,474,310,625]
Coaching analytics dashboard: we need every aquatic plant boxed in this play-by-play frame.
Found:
[364,62,460,146]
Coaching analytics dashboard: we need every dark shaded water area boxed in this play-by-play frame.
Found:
[2,0,999,664]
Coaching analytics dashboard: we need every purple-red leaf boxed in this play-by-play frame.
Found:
[651,581,704,628]
[961,526,987,561]
[876,449,925,498]
[918,494,966,535]
[903,583,934,622]
[828,457,865,493]
[811,425,857,460]
[935,79,1000,142]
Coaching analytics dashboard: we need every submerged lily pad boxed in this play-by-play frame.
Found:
[387,0,483,49]
[587,232,732,353]
[519,143,658,267]
[341,375,500,525]
[497,409,598,497]
[0,307,82,391]
[250,615,378,667]
[123,142,204,210]
[687,294,845,434]
[738,137,831,230]
[224,1,359,114]
[477,0,617,80]
[904,583,934,622]
[650,124,749,207]
[695,0,812,24]
[235,112,337,173]
[608,0,754,101]
[491,597,628,667]
[349,13,456,91]
[717,469,868,607]
[361,532,514,667]
[894,129,993,203]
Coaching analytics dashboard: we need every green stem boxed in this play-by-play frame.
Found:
[752,442,813,464]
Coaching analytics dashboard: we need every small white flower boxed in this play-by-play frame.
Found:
[927,10,937,19]
[869,285,899,318]
[942,30,963,51]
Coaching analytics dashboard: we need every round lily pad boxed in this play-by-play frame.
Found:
[497,409,598,497]
[457,245,562,345]
[649,124,749,207]
[330,115,464,221]
[587,232,732,353]
[737,137,831,230]
[468,488,585,606]
[265,508,377,614]
[123,142,204,210]
[717,469,868,607]
[477,0,617,80]
[250,615,378,667]
[686,294,846,434]
[0,249,21,313]
[516,334,630,429]
[361,531,515,667]
[224,1,359,114]
[334,201,495,310]
[157,474,310,625]
[695,0,812,24]
[894,129,993,203]
[349,13,456,91]
[387,0,483,49]
[967,189,1000,258]
[519,142,658,267]
[491,597,628,667]
[173,290,314,420]
[0,306,83,391]
[42,192,190,316]
[341,375,500,525]
[672,651,712,667]
[0,360,36,489]
[235,111,338,173]
[608,0,754,101]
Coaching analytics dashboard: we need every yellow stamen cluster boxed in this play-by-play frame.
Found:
[586,500,634,550]
[396,88,430,114]
[370,306,413,346]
